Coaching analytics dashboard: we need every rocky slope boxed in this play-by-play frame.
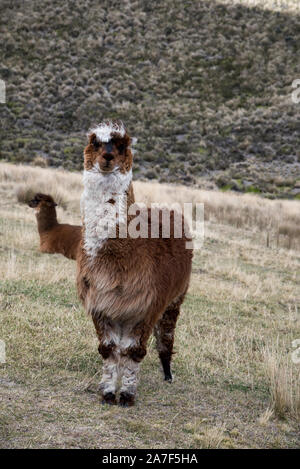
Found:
[0,0,299,197]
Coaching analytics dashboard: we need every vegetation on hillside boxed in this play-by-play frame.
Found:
[0,0,299,197]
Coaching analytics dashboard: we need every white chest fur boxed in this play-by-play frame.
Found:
[81,165,132,258]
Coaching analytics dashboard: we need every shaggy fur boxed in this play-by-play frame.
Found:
[28,193,82,260]
[81,166,133,257]
[88,120,126,143]
[76,120,193,406]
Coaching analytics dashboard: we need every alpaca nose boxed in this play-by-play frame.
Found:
[103,142,114,162]
[103,153,114,162]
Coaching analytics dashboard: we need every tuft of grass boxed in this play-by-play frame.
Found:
[32,156,48,168]
[264,348,300,420]
[258,407,274,426]
[16,183,68,209]
[193,426,228,449]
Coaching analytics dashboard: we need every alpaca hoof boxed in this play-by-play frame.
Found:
[101,392,117,405]
[119,392,135,407]
[164,374,173,382]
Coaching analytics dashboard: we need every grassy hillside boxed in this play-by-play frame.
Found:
[0,163,300,448]
[0,0,300,197]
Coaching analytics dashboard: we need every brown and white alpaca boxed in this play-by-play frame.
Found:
[28,193,82,260]
[77,120,193,406]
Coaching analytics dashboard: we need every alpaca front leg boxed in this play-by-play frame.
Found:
[119,324,150,407]
[93,317,120,405]
[119,355,140,407]
[99,353,119,405]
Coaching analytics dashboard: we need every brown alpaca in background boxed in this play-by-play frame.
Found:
[77,120,193,407]
[28,193,82,260]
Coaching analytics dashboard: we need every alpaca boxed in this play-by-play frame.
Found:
[28,193,82,260]
[77,120,193,406]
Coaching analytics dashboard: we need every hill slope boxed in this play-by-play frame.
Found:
[0,0,299,197]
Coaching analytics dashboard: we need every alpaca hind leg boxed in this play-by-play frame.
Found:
[154,298,182,382]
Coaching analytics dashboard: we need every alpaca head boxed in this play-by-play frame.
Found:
[28,193,58,213]
[84,120,132,174]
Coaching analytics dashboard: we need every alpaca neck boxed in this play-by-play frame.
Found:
[36,208,58,233]
[81,167,133,257]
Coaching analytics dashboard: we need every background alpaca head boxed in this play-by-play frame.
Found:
[28,193,57,212]
[84,120,132,174]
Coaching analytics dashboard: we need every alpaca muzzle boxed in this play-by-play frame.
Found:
[103,153,114,162]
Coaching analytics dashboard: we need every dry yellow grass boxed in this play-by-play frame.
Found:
[1,162,300,250]
[264,347,300,419]
[0,162,300,448]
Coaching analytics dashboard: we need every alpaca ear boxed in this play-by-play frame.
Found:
[121,134,131,154]
[88,133,97,145]
[126,135,132,151]
[45,200,57,207]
